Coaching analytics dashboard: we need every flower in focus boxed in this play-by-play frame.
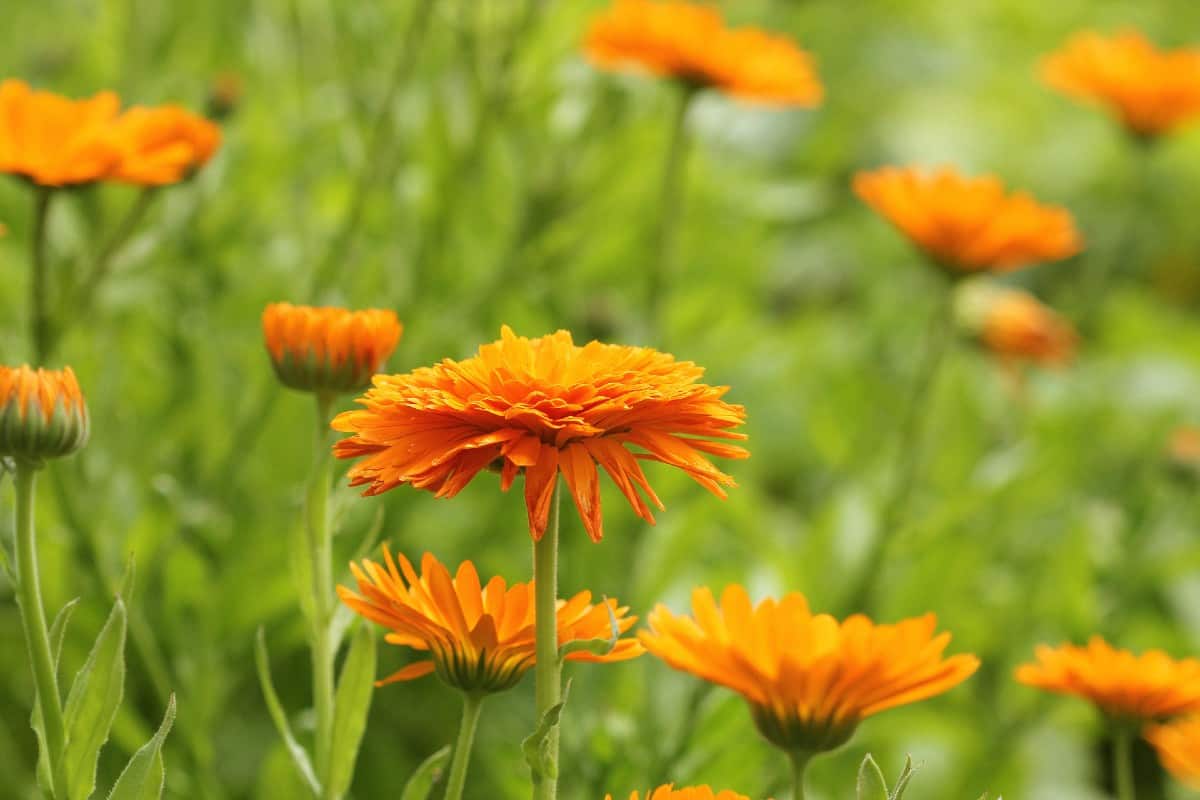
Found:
[333,326,748,542]
[639,585,979,755]
[955,283,1077,366]
[585,0,822,107]
[338,549,643,694]
[606,786,750,800]
[262,303,402,395]
[1016,637,1200,721]
[1041,30,1200,138]
[109,105,221,185]
[0,79,123,186]
[0,365,89,463]
[1145,717,1200,789]
[854,166,1082,273]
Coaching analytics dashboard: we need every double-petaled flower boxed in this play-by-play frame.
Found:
[0,365,89,464]
[262,303,403,395]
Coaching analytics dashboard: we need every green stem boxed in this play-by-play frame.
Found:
[309,393,337,797]
[443,693,485,800]
[1113,728,1135,800]
[13,462,66,798]
[648,85,696,335]
[74,188,158,318]
[790,751,811,800]
[532,481,562,800]
[30,188,54,365]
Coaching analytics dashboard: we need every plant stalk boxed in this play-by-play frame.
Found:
[309,392,337,797]
[1113,728,1136,800]
[30,188,55,365]
[443,693,485,800]
[790,751,811,800]
[532,481,562,800]
[647,85,697,336]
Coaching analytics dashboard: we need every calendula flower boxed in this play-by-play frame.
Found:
[640,585,979,754]
[109,105,221,185]
[585,0,822,107]
[262,303,402,395]
[854,166,1082,273]
[956,283,1076,366]
[0,365,89,463]
[1016,637,1200,721]
[1168,426,1200,473]
[338,549,643,693]
[0,79,123,186]
[1041,30,1200,138]
[1145,717,1200,789]
[606,786,749,800]
[333,326,747,542]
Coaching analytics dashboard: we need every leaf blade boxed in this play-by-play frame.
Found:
[106,694,176,800]
[328,624,377,799]
[255,627,321,796]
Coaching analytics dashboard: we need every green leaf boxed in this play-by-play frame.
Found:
[889,755,917,800]
[255,628,321,796]
[118,553,137,605]
[106,694,176,800]
[856,754,889,800]
[33,598,80,795]
[557,598,619,662]
[522,679,571,784]
[62,596,128,800]
[399,746,451,800]
[328,624,377,799]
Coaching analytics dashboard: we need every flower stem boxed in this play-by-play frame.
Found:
[647,84,696,336]
[30,188,55,365]
[309,392,337,798]
[1113,728,1136,800]
[13,461,66,798]
[443,693,485,800]
[532,480,562,800]
[789,751,811,800]
[74,188,158,319]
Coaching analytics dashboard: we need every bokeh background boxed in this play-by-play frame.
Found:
[4,0,1200,798]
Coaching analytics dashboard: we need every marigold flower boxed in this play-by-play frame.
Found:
[1016,637,1200,721]
[109,105,221,186]
[0,79,123,186]
[585,0,822,107]
[854,166,1082,273]
[1145,717,1200,789]
[262,303,402,395]
[956,284,1076,366]
[1041,30,1200,138]
[333,326,747,542]
[640,585,979,755]
[0,365,89,463]
[606,786,749,800]
[338,549,643,694]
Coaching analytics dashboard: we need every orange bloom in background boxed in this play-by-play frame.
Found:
[640,585,979,754]
[606,786,750,800]
[338,549,643,693]
[1041,30,1200,137]
[585,0,822,107]
[0,79,123,186]
[262,303,402,395]
[110,105,221,185]
[956,283,1077,366]
[1168,426,1200,471]
[0,365,89,462]
[1145,717,1200,789]
[854,166,1083,273]
[333,326,748,542]
[1016,637,1200,721]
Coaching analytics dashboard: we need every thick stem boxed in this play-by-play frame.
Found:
[1113,728,1136,800]
[790,751,811,800]
[443,693,485,800]
[647,85,696,334]
[30,188,55,365]
[13,462,66,797]
[532,481,562,800]
[309,393,337,797]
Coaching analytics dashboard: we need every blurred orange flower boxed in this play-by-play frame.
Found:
[1145,717,1200,789]
[1016,637,1200,721]
[585,0,822,107]
[110,105,221,185]
[1042,30,1200,137]
[607,786,749,800]
[0,365,89,462]
[1168,426,1200,470]
[0,79,123,186]
[333,326,747,542]
[640,585,979,754]
[854,166,1082,273]
[262,303,402,395]
[956,285,1076,366]
[338,549,643,693]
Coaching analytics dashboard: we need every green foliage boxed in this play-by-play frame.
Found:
[400,746,452,800]
[62,597,126,800]
[327,624,376,800]
[253,628,320,796]
[857,755,917,800]
[107,695,176,800]
[524,680,572,785]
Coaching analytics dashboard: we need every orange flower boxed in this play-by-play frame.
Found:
[606,786,749,800]
[640,585,979,754]
[333,326,747,542]
[338,549,643,693]
[1145,717,1200,789]
[262,303,402,394]
[854,166,1082,273]
[1016,637,1200,721]
[109,105,221,186]
[0,79,123,186]
[585,0,822,107]
[957,284,1077,366]
[1168,426,1200,471]
[0,365,89,463]
[1041,30,1200,137]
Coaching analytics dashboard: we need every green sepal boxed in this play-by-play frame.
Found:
[400,746,451,800]
[890,755,917,800]
[106,694,176,800]
[328,623,377,799]
[522,679,571,784]
[255,628,321,796]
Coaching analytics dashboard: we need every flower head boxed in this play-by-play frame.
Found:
[0,79,123,186]
[639,585,979,754]
[606,786,749,800]
[333,326,747,542]
[338,549,642,694]
[262,303,402,395]
[0,365,89,463]
[109,105,221,186]
[854,166,1082,273]
[956,284,1076,366]
[1016,637,1200,722]
[585,0,822,107]
[1145,717,1200,789]
[1041,30,1200,138]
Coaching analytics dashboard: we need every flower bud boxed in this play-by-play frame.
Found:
[262,303,402,394]
[0,365,89,464]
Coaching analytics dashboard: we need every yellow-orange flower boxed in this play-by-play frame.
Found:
[333,326,747,542]
[0,79,123,186]
[1016,637,1200,721]
[957,285,1076,366]
[262,303,402,394]
[585,0,822,107]
[640,585,979,754]
[854,166,1082,273]
[109,105,221,186]
[606,786,749,800]
[1145,717,1200,789]
[338,549,643,693]
[1041,30,1200,137]
[0,365,89,463]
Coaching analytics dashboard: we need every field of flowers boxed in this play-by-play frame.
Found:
[4,1,1200,799]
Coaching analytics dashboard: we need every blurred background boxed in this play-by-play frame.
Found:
[3,0,1200,798]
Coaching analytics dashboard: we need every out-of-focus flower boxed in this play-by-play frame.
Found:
[338,549,643,693]
[606,786,749,800]
[0,365,89,463]
[854,166,1083,273]
[1145,717,1200,789]
[955,283,1077,366]
[585,0,822,107]
[0,79,123,186]
[1041,30,1200,138]
[109,105,221,185]
[639,585,979,754]
[206,71,243,120]
[262,303,402,395]
[1016,637,1200,721]
[333,326,748,542]
[1167,426,1200,474]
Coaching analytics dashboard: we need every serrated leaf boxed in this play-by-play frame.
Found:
[522,679,571,784]
[328,624,377,799]
[856,754,889,800]
[106,694,176,800]
[255,628,321,796]
[400,746,451,800]
[890,755,917,800]
[33,597,80,794]
[62,596,127,800]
